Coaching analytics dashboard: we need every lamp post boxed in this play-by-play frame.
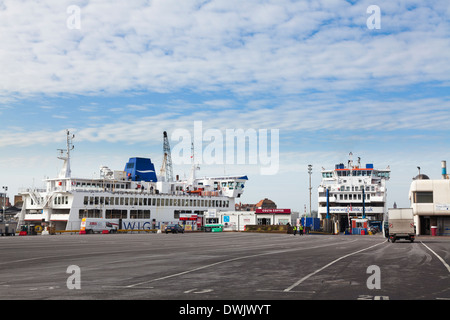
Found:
[308,164,312,217]
[2,186,7,222]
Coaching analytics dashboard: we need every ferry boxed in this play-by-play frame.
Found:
[18,130,247,232]
[318,153,390,232]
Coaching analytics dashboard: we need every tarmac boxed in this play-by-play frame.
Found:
[0,232,449,303]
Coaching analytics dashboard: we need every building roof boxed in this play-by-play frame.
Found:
[414,174,430,180]
[255,198,277,209]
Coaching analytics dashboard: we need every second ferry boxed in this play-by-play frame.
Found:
[318,153,390,232]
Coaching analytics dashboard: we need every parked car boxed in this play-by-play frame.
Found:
[165,224,184,234]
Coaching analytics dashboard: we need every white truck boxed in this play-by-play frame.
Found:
[387,208,415,243]
[79,218,119,234]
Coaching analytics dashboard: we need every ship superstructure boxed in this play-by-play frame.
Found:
[18,130,247,231]
[318,153,390,232]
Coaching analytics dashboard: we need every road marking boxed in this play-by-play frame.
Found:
[125,239,358,288]
[357,295,389,300]
[284,240,387,292]
[184,288,213,294]
[257,289,316,294]
[421,241,450,273]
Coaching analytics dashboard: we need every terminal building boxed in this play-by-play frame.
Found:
[208,198,291,231]
[409,161,450,236]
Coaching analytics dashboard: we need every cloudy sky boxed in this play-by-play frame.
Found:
[1,0,449,212]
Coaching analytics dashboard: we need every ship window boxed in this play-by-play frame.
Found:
[79,209,86,218]
[130,210,137,218]
[152,198,156,206]
[157,198,160,206]
[414,192,433,203]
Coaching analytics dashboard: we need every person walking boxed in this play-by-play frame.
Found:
[293,225,297,236]
[299,224,304,236]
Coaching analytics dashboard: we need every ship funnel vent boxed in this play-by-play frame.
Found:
[442,160,448,179]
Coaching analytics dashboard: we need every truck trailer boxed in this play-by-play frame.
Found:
[388,208,415,243]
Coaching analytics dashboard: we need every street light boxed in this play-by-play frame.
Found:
[2,186,7,222]
[308,164,312,217]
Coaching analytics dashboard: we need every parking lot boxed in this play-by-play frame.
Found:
[0,232,449,302]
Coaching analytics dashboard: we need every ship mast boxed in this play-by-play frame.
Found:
[188,141,200,187]
[57,130,75,179]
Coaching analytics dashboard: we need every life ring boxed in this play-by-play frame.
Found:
[35,225,43,232]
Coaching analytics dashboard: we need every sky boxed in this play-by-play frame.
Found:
[1,0,450,213]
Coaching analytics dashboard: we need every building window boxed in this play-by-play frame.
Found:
[414,192,433,203]
[257,218,271,225]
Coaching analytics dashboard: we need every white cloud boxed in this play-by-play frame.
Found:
[1,95,450,148]
[0,0,448,99]
[1,1,449,211]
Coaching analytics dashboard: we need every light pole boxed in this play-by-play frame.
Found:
[308,164,312,219]
[2,186,7,222]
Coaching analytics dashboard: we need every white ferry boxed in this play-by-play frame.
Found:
[18,130,247,232]
[318,153,390,232]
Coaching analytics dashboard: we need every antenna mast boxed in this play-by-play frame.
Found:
[57,129,75,178]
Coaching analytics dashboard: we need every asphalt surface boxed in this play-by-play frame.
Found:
[0,232,449,301]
